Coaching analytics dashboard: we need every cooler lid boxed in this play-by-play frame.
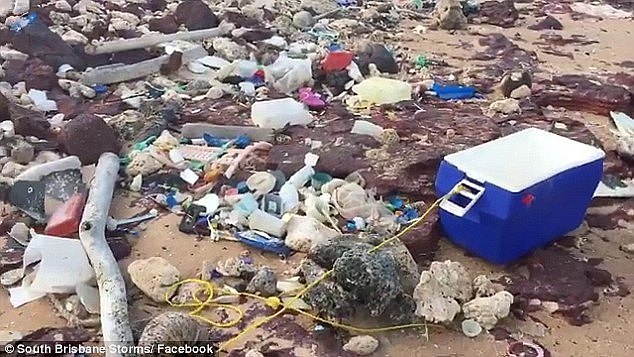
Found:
[444,128,605,193]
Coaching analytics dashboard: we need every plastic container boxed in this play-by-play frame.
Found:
[251,98,313,129]
[247,209,286,237]
[432,82,476,100]
[44,191,87,237]
[322,51,354,72]
[311,172,332,191]
[352,77,411,105]
[435,128,604,264]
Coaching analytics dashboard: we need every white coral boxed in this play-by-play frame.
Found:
[462,291,514,330]
[412,260,473,323]
[473,275,501,298]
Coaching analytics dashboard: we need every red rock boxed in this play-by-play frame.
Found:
[175,0,219,30]
[58,114,121,165]
[8,102,52,139]
[476,0,519,28]
[535,75,633,116]
[149,15,179,34]
[24,59,57,91]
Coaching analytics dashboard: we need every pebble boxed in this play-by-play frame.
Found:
[292,11,314,29]
[620,243,634,254]
[245,350,265,357]
[510,84,532,99]
[10,141,34,164]
[343,335,380,356]
[462,319,483,337]
[127,257,181,302]
[175,0,219,30]
[542,301,559,313]
[246,266,278,297]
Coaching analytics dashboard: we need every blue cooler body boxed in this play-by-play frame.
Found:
[435,128,605,264]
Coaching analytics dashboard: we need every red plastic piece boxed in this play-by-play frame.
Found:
[44,191,87,237]
[322,51,354,72]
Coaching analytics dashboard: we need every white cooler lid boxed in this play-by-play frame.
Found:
[444,128,605,193]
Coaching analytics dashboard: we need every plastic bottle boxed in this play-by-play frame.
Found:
[247,209,286,237]
[352,77,411,105]
[44,191,87,237]
[279,182,299,213]
[251,98,313,129]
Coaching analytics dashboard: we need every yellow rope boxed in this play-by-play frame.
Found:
[166,187,462,351]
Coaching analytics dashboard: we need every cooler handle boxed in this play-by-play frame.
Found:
[440,179,485,217]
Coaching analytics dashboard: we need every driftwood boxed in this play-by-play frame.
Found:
[84,22,235,55]
[79,153,133,356]
[81,45,207,85]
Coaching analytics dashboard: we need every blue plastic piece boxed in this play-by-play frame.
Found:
[388,197,405,210]
[432,82,476,100]
[92,84,108,94]
[234,134,251,149]
[203,133,227,147]
[328,43,343,52]
[247,75,265,88]
[397,206,419,224]
[165,193,178,208]
[435,158,603,265]
[236,182,249,194]
[11,12,37,32]
[235,231,292,256]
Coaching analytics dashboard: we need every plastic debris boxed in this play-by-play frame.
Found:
[352,77,412,105]
[9,231,95,307]
[251,98,313,129]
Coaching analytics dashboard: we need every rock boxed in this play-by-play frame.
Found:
[7,98,52,139]
[541,301,560,313]
[332,245,403,317]
[300,0,338,15]
[343,335,379,356]
[1,268,23,286]
[498,70,532,98]
[1,161,26,177]
[125,151,164,177]
[620,243,634,254]
[528,16,564,31]
[510,84,531,99]
[212,38,248,61]
[433,0,468,30]
[216,256,257,279]
[462,291,514,330]
[138,312,217,348]
[461,319,483,337]
[175,0,219,30]
[488,98,520,115]
[10,141,34,164]
[171,281,199,304]
[246,266,278,297]
[293,11,314,29]
[474,275,502,299]
[356,42,399,76]
[300,258,355,318]
[54,1,73,12]
[285,215,340,252]
[536,75,632,116]
[59,114,121,165]
[413,260,473,323]
[149,15,179,34]
[476,1,519,28]
[127,257,181,302]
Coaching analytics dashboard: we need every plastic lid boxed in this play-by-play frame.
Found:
[444,128,605,192]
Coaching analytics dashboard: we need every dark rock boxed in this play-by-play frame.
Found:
[300,259,355,319]
[175,0,219,31]
[116,29,143,39]
[586,199,634,230]
[476,0,519,28]
[10,20,85,70]
[2,60,27,86]
[146,0,167,11]
[473,34,539,75]
[149,15,179,34]
[535,75,633,116]
[528,16,564,31]
[24,59,58,91]
[246,266,278,297]
[111,49,156,65]
[121,4,145,17]
[501,247,620,326]
[619,61,634,68]
[332,245,402,317]
[536,34,599,46]
[221,10,263,28]
[107,236,132,261]
[498,69,532,98]
[58,114,122,164]
[356,43,399,76]
[160,51,183,75]
[8,100,52,139]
